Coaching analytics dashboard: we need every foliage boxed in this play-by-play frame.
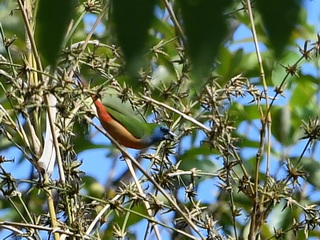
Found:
[0,0,320,239]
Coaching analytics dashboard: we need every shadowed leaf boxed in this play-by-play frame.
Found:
[35,0,76,66]
[179,0,232,83]
[256,0,302,59]
[111,0,157,80]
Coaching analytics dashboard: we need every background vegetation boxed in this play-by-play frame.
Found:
[0,0,320,239]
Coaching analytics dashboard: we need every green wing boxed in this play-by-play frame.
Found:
[100,89,151,139]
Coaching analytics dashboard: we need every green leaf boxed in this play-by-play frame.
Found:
[230,103,261,125]
[112,204,147,227]
[217,48,260,82]
[73,121,111,152]
[82,176,105,198]
[271,51,300,86]
[179,0,232,82]
[180,146,218,176]
[111,0,157,79]
[290,80,317,108]
[236,135,260,149]
[35,0,76,66]
[256,0,302,59]
[302,158,320,188]
[271,105,293,146]
[267,205,299,233]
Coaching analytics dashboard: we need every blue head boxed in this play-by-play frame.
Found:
[142,125,175,147]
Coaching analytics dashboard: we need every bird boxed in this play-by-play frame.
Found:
[90,88,174,149]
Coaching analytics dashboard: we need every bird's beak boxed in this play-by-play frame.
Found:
[164,130,175,141]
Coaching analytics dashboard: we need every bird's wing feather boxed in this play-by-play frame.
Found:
[101,90,150,139]
[106,107,149,139]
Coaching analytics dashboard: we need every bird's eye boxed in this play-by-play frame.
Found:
[161,126,169,132]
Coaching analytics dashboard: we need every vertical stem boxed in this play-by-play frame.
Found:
[17,1,61,239]
[43,173,60,240]
[162,0,186,47]
[245,0,271,239]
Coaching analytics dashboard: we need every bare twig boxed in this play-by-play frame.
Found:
[141,95,210,132]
